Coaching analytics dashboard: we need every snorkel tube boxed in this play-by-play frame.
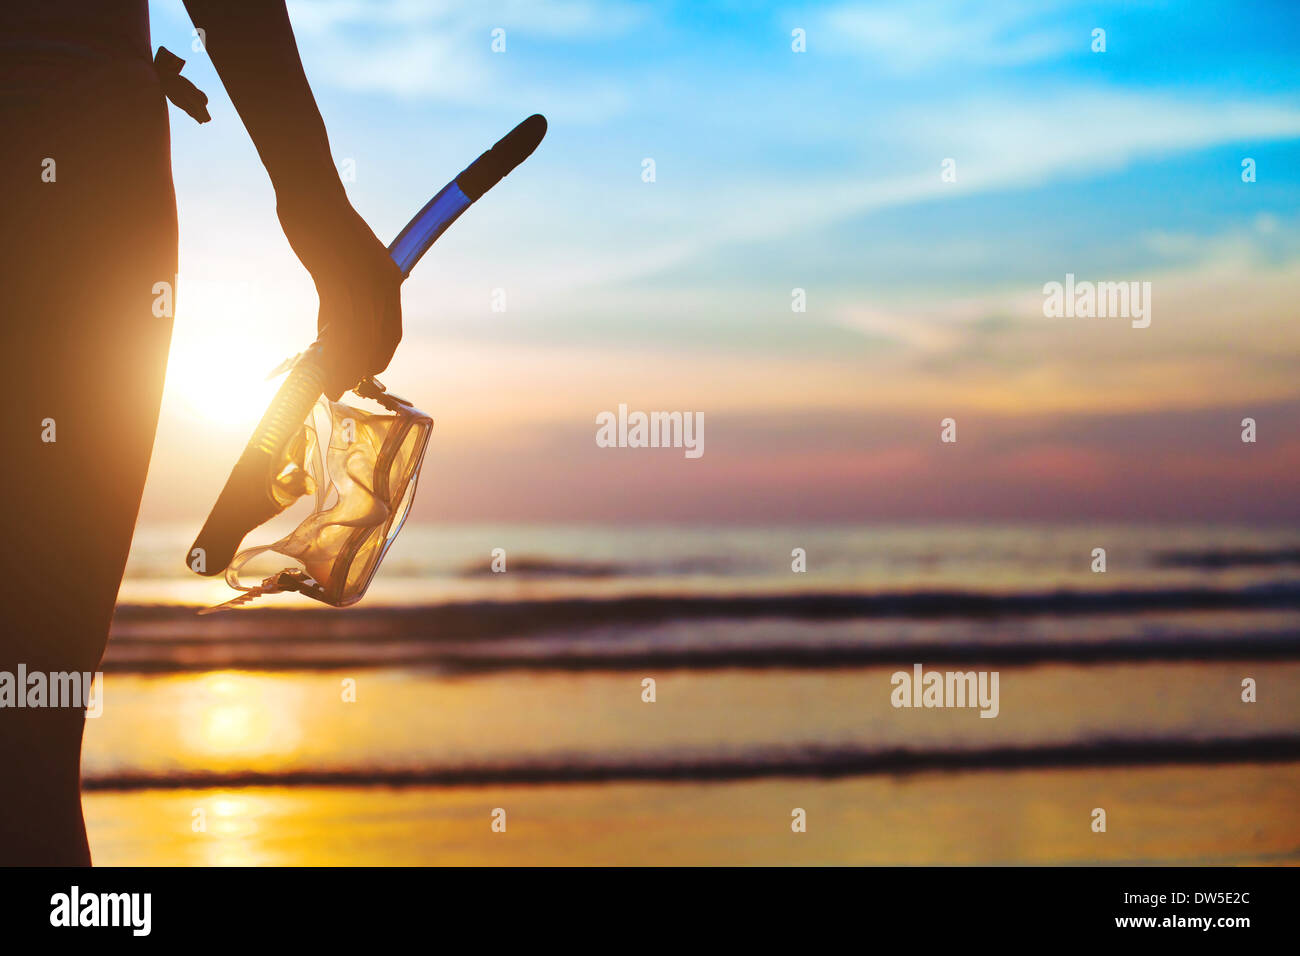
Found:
[188,114,547,577]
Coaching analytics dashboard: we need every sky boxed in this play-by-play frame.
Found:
[142,0,1300,524]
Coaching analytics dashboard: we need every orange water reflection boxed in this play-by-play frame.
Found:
[178,672,304,768]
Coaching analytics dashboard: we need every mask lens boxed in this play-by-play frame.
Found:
[213,394,432,612]
[385,420,430,544]
[336,412,431,605]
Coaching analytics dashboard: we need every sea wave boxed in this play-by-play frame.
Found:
[1154,547,1300,569]
[453,555,733,578]
[79,735,1300,791]
[112,580,1300,635]
[98,631,1300,673]
[99,584,1300,672]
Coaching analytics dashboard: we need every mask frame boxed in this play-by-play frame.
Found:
[202,378,432,613]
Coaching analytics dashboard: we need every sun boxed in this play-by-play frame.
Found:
[160,270,321,429]
[163,331,283,429]
[161,270,325,432]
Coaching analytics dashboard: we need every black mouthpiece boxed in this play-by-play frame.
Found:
[456,113,547,201]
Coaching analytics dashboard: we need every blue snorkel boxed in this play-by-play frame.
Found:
[189,114,547,577]
[389,113,547,276]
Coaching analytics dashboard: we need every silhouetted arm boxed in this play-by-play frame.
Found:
[181,0,401,398]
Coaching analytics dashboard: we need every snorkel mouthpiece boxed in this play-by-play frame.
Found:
[187,114,548,599]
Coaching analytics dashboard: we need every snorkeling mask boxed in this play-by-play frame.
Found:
[188,114,547,611]
[198,369,433,612]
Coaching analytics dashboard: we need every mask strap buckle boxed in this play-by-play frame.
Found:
[355,376,418,412]
[197,568,323,615]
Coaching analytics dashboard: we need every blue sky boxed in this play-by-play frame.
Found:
[142,0,1300,522]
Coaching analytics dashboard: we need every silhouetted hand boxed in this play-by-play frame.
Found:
[277,189,402,399]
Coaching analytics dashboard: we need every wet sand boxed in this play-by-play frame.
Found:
[85,762,1300,866]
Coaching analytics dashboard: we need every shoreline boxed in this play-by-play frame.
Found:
[84,762,1300,866]
[79,740,1300,792]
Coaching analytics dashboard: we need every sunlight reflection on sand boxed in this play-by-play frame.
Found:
[86,764,1300,866]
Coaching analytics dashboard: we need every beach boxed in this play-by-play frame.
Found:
[85,765,1300,866]
[86,521,1300,865]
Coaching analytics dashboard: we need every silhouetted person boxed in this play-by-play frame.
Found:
[0,2,401,865]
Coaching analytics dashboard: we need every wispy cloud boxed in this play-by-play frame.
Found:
[285,0,646,116]
[287,0,647,38]
[1143,213,1300,268]
[814,0,1080,73]
[455,89,1300,303]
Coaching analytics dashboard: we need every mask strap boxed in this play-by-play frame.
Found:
[197,540,305,614]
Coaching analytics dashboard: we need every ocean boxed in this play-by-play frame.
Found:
[85,521,1300,864]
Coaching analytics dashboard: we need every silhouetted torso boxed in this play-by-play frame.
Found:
[0,0,178,867]
[0,1,153,106]
[0,1,151,58]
